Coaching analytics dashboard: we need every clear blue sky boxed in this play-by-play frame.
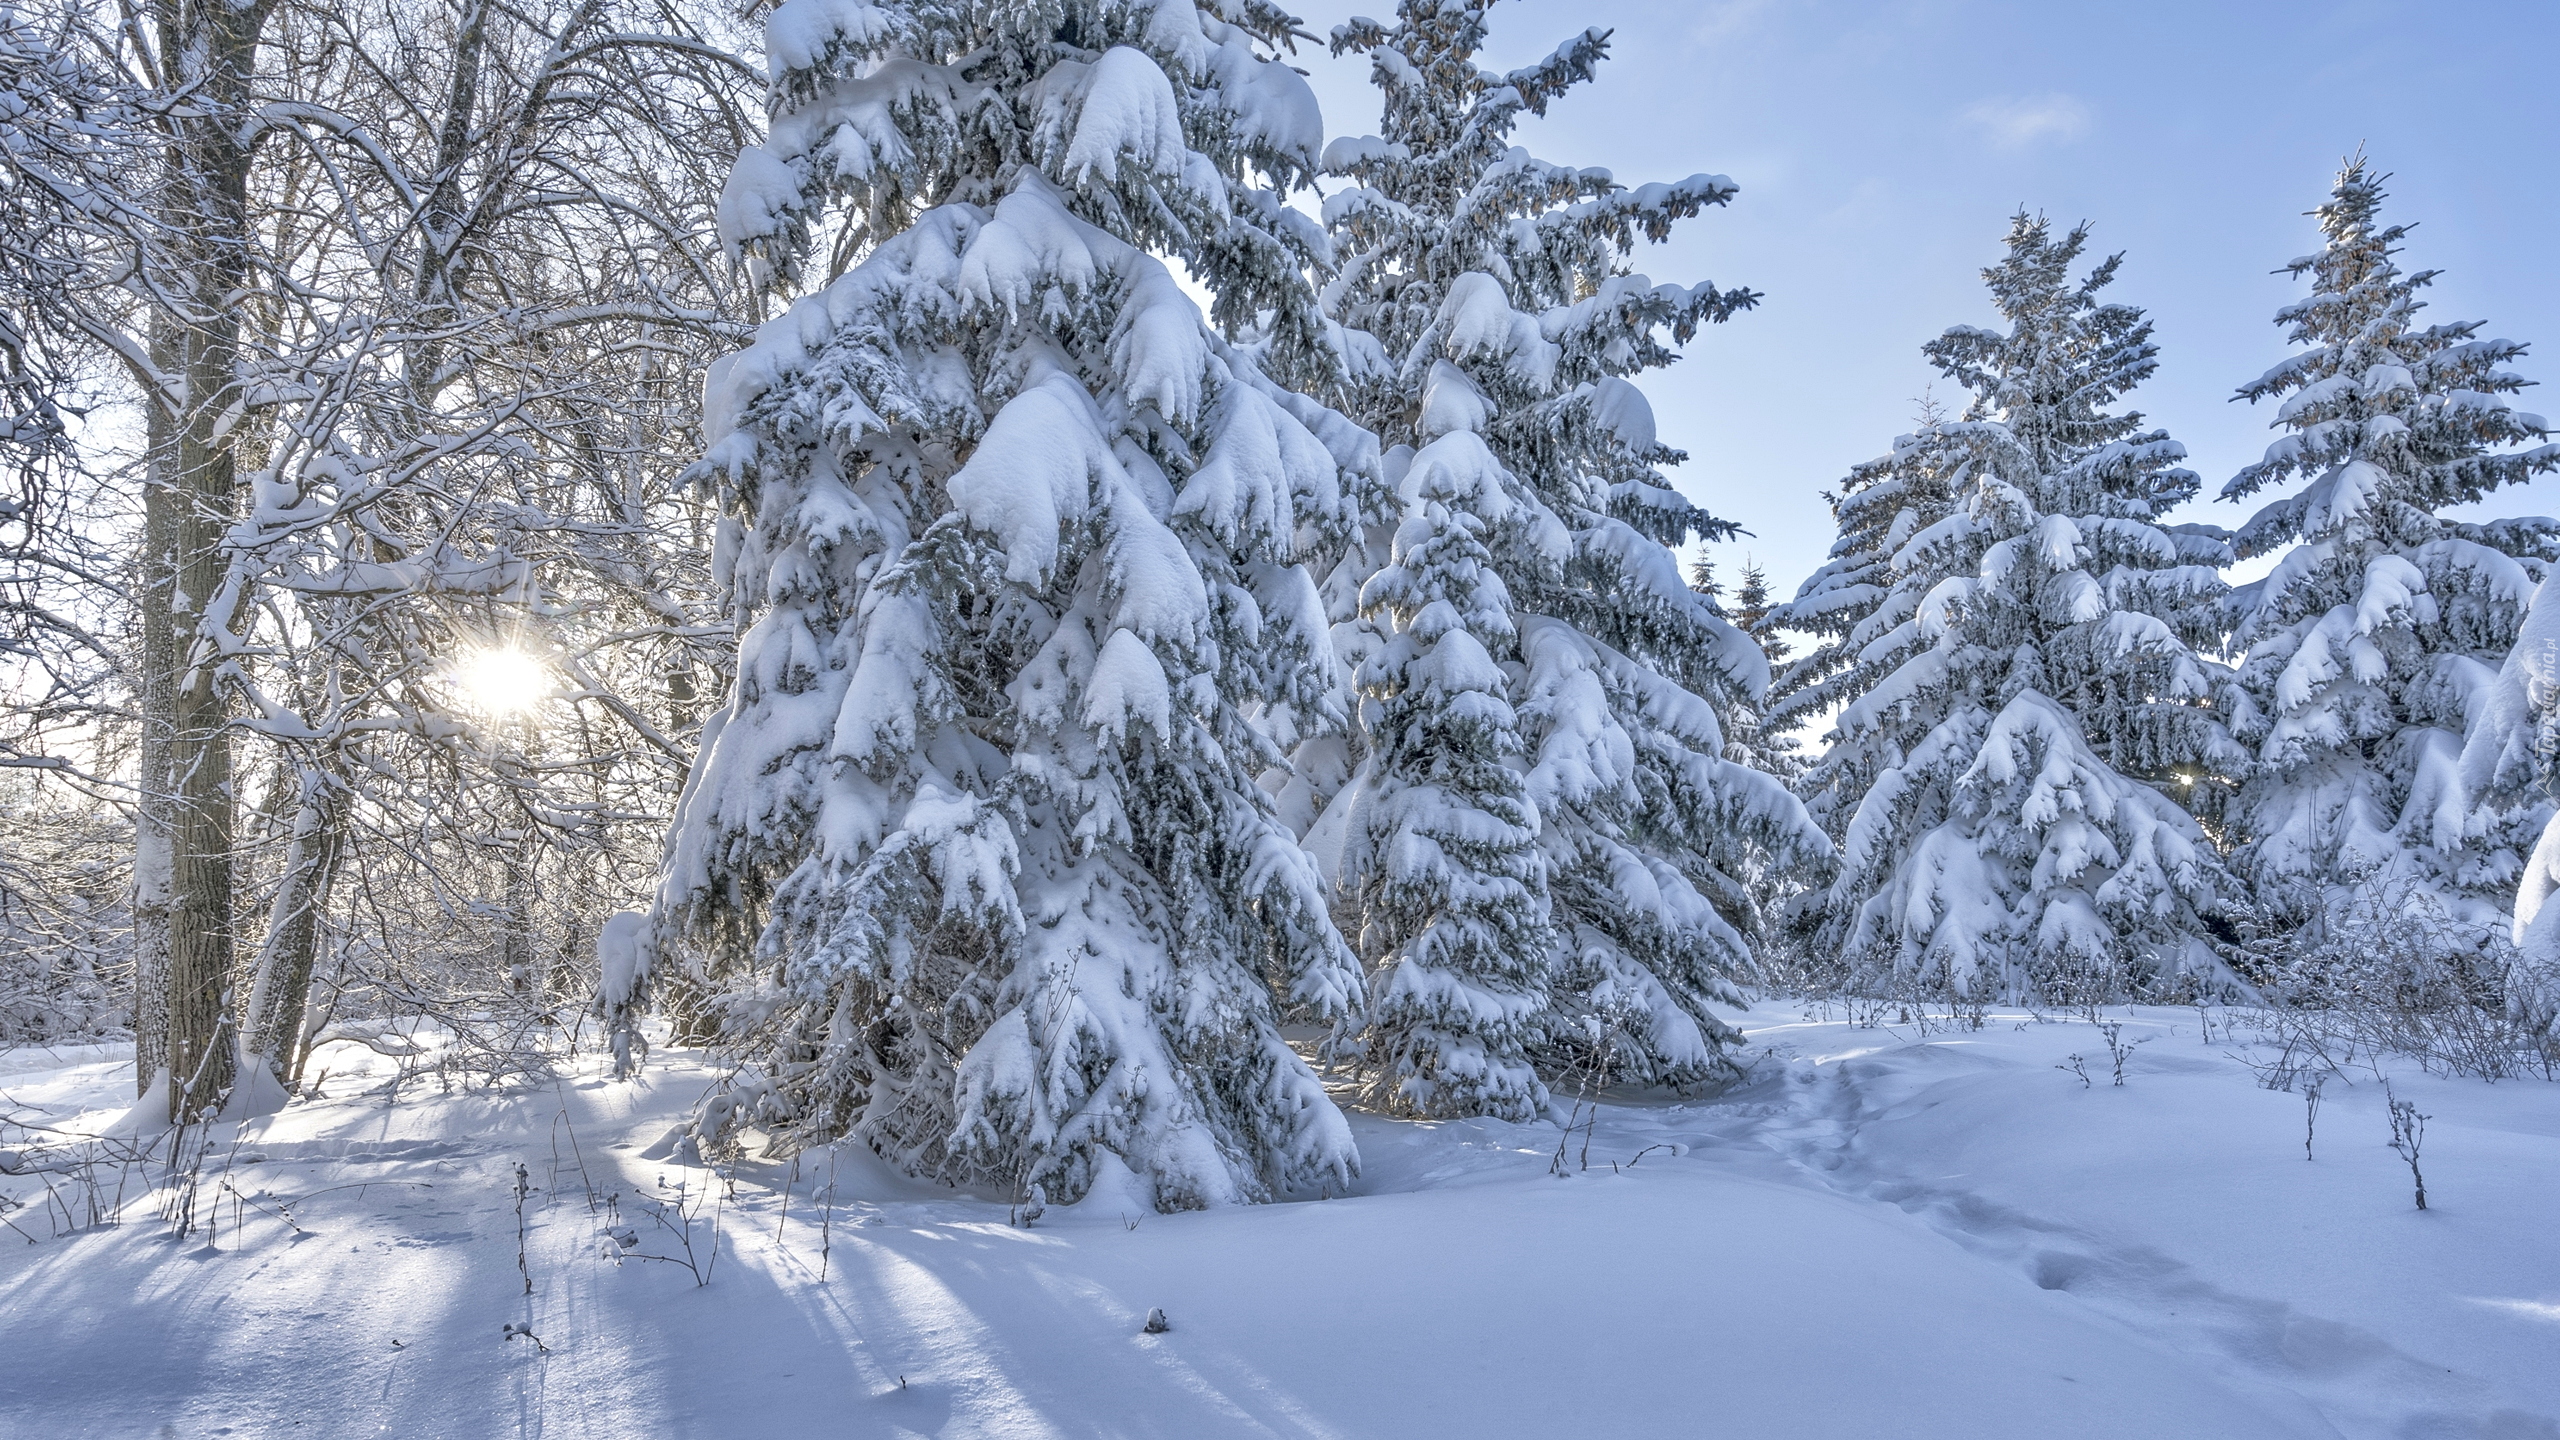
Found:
[1285,0,2560,600]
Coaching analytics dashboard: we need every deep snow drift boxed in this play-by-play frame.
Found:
[3,1005,2555,1439]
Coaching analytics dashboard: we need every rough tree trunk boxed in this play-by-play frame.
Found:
[237,761,348,1097]
[132,0,272,1121]
[131,321,178,1100]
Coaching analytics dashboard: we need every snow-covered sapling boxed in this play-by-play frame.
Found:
[819,1146,838,1283]
[2057,1053,2092,1089]
[2096,1022,2150,1086]
[1142,1307,1171,1334]
[212,1178,303,1241]
[1549,1014,1627,1177]
[501,1321,550,1354]
[514,1162,533,1295]
[629,1170,717,1286]
[2303,1077,2324,1161]
[548,1107,602,1216]
[773,1154,797,1245]
[158,1124,215,1242]
[2386,1087,2431,1210]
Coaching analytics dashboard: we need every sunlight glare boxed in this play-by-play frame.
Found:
[454,647,550,719]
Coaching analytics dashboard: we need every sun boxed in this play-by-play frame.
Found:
[452,647,551,719]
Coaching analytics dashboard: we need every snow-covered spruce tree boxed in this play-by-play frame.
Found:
[1728,560,1784,663]
[1711,558,1803,781]
[2476,572,2560,1039]
[2223,159,2560,952]
[1334,422,1556,1118]
[1301,2,1826,1108]
[1793,216,2235,1002]
[1763,394,1970,833]
[656,0,1373,1209]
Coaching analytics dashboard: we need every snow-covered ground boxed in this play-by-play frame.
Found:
[4,1004,2556,1439]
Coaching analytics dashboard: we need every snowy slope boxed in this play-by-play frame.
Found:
[3,1008,2554,1439]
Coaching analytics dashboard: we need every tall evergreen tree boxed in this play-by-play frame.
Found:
[1687,554,1721,598]
[1723,559,1804,780]
[1789,217,2233,1001]
[1339,401,1556,1117]
[1301,1,1826,1109]
[2224,159,2559,947]
[1764,393,1968,800]
[656,0,1372,1208]
[1730,560,1784,664]
[2476,572,2560,1030]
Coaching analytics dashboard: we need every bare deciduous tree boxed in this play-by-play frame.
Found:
[5,0,756,1113]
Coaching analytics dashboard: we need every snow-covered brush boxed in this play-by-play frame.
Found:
[619,1169,723,1287]
[0,1111,173,1239]
[2233,868,2556,1083]
[1547,1011,1633,1177]
[0,802,129,1050]
[2386,1087,2432,1211]
[212,1178,305,1241]
[2095,1021,2151,1086]
[513,1162,534,1296]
